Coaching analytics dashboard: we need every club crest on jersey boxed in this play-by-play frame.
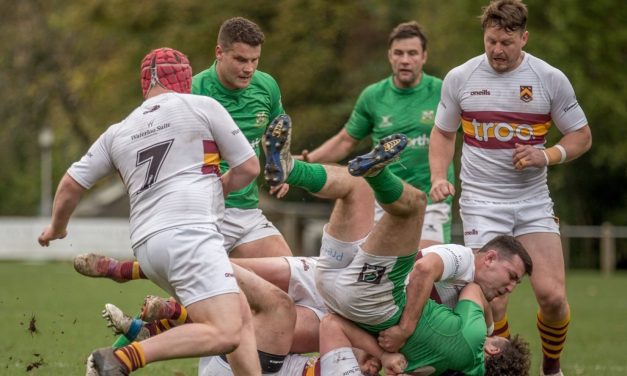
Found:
[255,112,269,127]
[421,110,435,123]
[358,263,386,284]
[520,86,533,102]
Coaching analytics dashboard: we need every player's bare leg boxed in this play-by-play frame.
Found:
[519,232,569,376]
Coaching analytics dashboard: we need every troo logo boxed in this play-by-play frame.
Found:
[471,119,535,142]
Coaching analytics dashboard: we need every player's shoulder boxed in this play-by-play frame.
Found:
[422,72,443,91]
[251,69,280,89]
[358,76,392,98]
[423,243,473,258]
[524,52,568,81]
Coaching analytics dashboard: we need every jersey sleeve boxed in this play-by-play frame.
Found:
[548,69,588,134]
[67,125,118,189]
[196,98,256,169]
[422,244,474,282]
[434,68,464,133]
[344,87,374,141]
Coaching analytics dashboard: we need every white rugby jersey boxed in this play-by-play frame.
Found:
[435,53,588,200]
[419,244,475,308]
[68,92,255,247]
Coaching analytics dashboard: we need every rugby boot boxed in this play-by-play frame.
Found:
[348,134,408,177]
[86,347,129,376]
[140,295,178,322]
[263,114,293,186]
[102,304,149,341]
[74,253,129,283]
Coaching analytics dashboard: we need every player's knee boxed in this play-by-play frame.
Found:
[536,289,568,314]
[212,313,245,351]
[410,187,427,213]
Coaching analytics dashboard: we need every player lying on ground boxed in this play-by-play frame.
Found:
[98,262,387,375]
[263,121,532,375]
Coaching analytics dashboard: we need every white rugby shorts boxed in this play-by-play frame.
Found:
[375,201,451,243]
[460,195,560,249]
[222,208,282,252]
[315,226,406,327]
[134,225,239,307]
[284,256,326,320]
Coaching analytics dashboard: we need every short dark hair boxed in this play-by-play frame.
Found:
[485,335,531,375]
[478,235,533,276]
[388,21,428,51]
[480,0,528,33]
[217,17,265,50]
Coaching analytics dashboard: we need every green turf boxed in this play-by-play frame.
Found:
[1,261,197,375]
[1,261,626,375]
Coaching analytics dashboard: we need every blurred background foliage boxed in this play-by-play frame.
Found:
[1,0,625,227]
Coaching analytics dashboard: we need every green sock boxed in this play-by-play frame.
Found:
[365,167,403,204]
[286,160,327,193]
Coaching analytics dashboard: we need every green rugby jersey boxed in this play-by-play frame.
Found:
[192,62,284,209]
[401,299,486,375]
[345,74,454,205]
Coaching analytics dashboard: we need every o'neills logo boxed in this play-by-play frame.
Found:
[464,229,479,236]
[470,89,491,95]
[520,86,533,102]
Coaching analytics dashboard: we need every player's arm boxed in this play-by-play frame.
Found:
[38,173,86,246]
[320,313,406,375]
[378,253,444,352]
[221,155,260,196]
[301,129,358,163]
[513,125,592,169]
[428,126,457,202]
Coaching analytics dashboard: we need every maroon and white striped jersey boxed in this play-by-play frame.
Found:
[435,52,588,201]
[68,92,255,247]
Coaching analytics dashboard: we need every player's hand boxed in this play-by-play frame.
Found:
[294,149,309,162]
[429,179,455,203]
[269,183,290,199]
[378,325,410,352]
[380,352,407,375]
[512,143,545,170]
[38,225,67,247]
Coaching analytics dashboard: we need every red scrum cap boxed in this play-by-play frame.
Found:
[141,47,192,97]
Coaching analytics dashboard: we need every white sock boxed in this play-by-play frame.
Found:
[320,347,362,375]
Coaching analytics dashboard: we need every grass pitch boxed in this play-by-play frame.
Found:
[1,261,626,375]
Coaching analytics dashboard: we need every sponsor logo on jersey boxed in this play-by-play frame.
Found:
[407,134,429,148]
[470,89,491,96]
[421,110,435,123]
[464,229,478,236]
[425,224,437,232]
[224,272,235,278]
[461,111,551,149]
[255,112,269,128]
[563,100,580,113]
[520,86,533,102]
[358,263,386,284]
[379,115,393,128]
